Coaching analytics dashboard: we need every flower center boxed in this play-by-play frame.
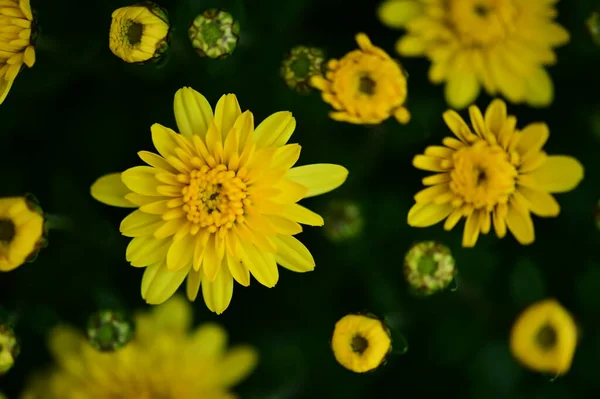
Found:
[535,323,557,351]
[181,164,248,234]
[450,140,517,210]
[350,334,369,354]
[0,219,16,243]
[126,21,144,46]
[448,0,516,45]
[358,75,376,95]
[417,252,438,275]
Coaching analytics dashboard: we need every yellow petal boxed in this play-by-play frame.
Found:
[126,235,170,267]
[121,166,159,196]
[526,156,584,193]
[445,71,480,110]
[517,123,549,159]
[218,346,259,386]
[145,264,192,305]
[23,45,34,67]
[90,173,137,208]
[120,210,164,237]
[141,262,161,300]
[273,234,315,273]
[254,111,296,148]
[506,204,535,245]
[151,123,179,159]
[407,203,453,227]
[188,322,227,356]
[214,94,241,138]
[0,73,14,105]
[462,210,481,247]
[377,0,422,29]
[282,203,324,226]
[484,99,507,136]
[272,144,301,171]
[151,295,192,332]
[173,87,213,138]
[396,36,425,56]
[203,234,225,282]
[227,253,250,287]
[518,187,560,217]
[18,0,32,21]
[166,233,195,271]
[524,68,553,107]
[239,241,278,287]
[442,110,474,143]
[287,164,348,198]
[201,266,234,314]
[186,269,202,301]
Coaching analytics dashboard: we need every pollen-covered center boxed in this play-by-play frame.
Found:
[181,164,248,233]
[0,219,16,243]
[448,0,516,45]
[450,141,517,210]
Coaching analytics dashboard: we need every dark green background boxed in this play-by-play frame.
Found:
[1,0,599,397]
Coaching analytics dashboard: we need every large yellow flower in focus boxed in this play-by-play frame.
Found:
[377,0,569,109]
[408,99,583,247]
[0,0,35,105]
[91,87,348,314]
[20,296,258,399]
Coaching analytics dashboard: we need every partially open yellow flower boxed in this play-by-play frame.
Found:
[0,0,36,105]
[20,296,258,398]
[510,299,577,375]
[378,0,569,109]
[331,313,392,373]
[311,33,410,125]
[109,3,169,64]
[408,99,584,247]
[0,197,44,272]
[91,87,348,314]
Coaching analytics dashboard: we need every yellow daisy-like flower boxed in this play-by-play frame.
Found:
[91,87,348,314]
[331,313,392,373]
[0,197,44,272]
[377,0,569,109]
[109,3,169,64]
[0,0,35,105]
[510,299,577,375]
[20,296,258,399]
[407,99,583,247]
[311,33,410,125]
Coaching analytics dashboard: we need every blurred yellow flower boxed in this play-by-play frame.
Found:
[109,3,169,63]
[0,197,44,272]
[377,0,569,109]
[91,87,348,314]
[311,33,410,125]
[20,296,258,399]
[0,0,36,105]
[510,299,577,375]
[331,313,391,373]
[408,99,583,247]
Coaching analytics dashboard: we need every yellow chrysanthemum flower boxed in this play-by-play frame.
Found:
[331,313,392,373]
[20,296,258,399]
[0,196,44,272]
[91,87,348,314]
[510,299,577,375]
[377,0,569,109]
[311,33,410,125]
[0,0,35,105]
[109,3,169,64]
[407,99,583,247]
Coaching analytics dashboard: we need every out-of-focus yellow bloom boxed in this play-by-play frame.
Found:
[0,0,36,105]
[311,33,410,125]
[510,299,577,375]
[90,87,348,314]
[0,196,44,272]
[408,99,584,247]
[331,313,391,373]
[378,0,569,109]
[20,296,258,398]
[109,3,169,64]
[0,324,19,375]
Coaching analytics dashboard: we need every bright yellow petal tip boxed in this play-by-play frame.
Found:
[90,87,348,313]
[407,99,583,248]
[510,299,578,375]
[380,0,569,108]
[312,33,410,125]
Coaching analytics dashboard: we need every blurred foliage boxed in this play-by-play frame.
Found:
[0,0,599,397]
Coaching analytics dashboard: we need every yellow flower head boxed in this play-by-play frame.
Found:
[91,87,348,314]
[408,99,584,247]
[311,33,410,125]
[20,296,258,398]
[109,3,170,64]
[0,196,44,272]
[331,313,392,373]
[378,0,569,109]
[510,299,577,375]
[0,0,36,105]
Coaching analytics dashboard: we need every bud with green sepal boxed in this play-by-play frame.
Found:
[323,200,364,242]
[188,9,240,59]
[86,310,135,352]
[0,324,19,375]
[280,46,325,94]
[404,241,457,296]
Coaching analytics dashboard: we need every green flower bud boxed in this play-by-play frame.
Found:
[323,200,364,242]
[280,46,325,94]
[189,9,240,59]
[404,241,456,295]
[0,324,19,375]
[86,310,134,352]
[586,11,600,46]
